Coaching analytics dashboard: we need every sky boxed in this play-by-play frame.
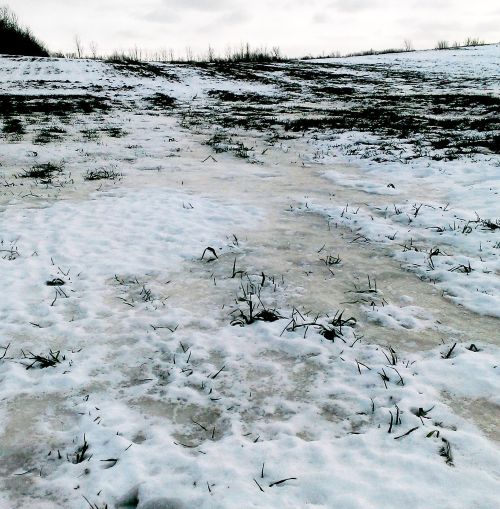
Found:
[8,0,500,58]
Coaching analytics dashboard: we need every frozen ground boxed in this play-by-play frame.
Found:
[0,45,499,508]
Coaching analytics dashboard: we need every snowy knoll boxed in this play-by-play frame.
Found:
[0,46,499,508]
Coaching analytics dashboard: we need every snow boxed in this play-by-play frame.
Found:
[313,44,500,94]
[0,47,499,508]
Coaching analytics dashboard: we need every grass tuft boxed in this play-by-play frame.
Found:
[84,168,122,181]
[18,162,63,181]
[70,435,90,464]
[22,349,62,369]
[2,117,25,135]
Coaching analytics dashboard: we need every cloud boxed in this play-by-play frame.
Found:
[327,0,377,13]
[140,10,181,24]
[206,9,249,29]
[140,0,235,25]
[172,0,231,9]
[312,12,332,24]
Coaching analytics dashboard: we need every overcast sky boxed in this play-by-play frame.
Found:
[10,0,500,57]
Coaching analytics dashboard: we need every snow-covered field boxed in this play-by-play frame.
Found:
[0,45,499,508]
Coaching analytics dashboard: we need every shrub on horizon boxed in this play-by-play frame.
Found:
[0,6,49,57]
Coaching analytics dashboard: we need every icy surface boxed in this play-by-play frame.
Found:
[0,48,499,508]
